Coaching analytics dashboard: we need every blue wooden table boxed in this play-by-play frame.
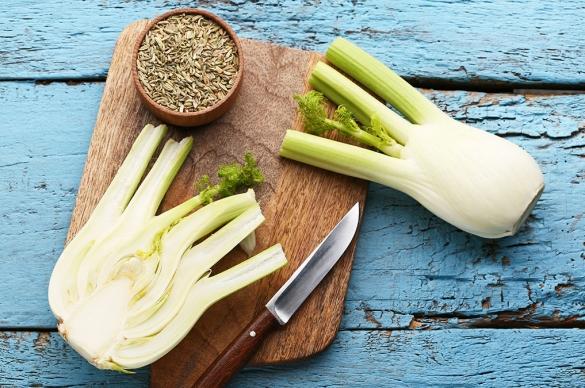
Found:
[1,1,584,386]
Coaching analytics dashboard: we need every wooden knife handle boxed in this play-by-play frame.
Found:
[194,309,279,388]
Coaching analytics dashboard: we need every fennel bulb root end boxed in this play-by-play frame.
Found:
[512,181,544,236]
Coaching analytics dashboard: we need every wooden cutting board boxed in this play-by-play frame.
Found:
[66,20,366,386]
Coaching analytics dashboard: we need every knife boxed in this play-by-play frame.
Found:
[195,202,360,387]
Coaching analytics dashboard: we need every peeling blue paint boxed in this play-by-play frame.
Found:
[1,0,584,385]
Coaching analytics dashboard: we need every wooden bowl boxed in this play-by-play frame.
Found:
[131,8,244,127]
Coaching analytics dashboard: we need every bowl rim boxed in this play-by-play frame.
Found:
[131,8,244,119]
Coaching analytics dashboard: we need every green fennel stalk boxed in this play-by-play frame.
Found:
[326,37,446,124]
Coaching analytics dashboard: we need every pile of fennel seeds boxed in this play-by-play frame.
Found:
[137,13,239,113]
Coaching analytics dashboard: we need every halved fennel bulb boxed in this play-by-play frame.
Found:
[280,38,544,238]
[48,124,287,371]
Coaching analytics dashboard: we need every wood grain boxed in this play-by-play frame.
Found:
[63,20,366,385]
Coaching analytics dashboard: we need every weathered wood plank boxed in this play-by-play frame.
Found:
[232,329,585,386]
[0,332,148,386]
[0,82,583,330]
[2,329,585,386]
[0,81,98,327]
[2,1,585,87]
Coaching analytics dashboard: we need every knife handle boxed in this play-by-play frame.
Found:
[194,309,279,388]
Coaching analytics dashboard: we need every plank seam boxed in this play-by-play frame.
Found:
[2,77,585,94]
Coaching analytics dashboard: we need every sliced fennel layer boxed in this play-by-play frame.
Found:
[113,244,287,369]
[126,190,258,323]
[49,124,168,320]
[76,137,195,301]
[49,124,287,371]
[123,204,266,339]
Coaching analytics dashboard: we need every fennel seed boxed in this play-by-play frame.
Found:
[137,13,239,113]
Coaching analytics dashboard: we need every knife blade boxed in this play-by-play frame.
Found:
[195,203,360,388]
[266,202,360,324]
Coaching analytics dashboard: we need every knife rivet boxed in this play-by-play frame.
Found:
[249,331,256,337]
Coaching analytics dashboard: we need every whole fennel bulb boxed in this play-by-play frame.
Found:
[280,39,544,238]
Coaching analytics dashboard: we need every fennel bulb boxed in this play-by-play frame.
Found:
[280,38,544,238]
[48,124,287,371]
